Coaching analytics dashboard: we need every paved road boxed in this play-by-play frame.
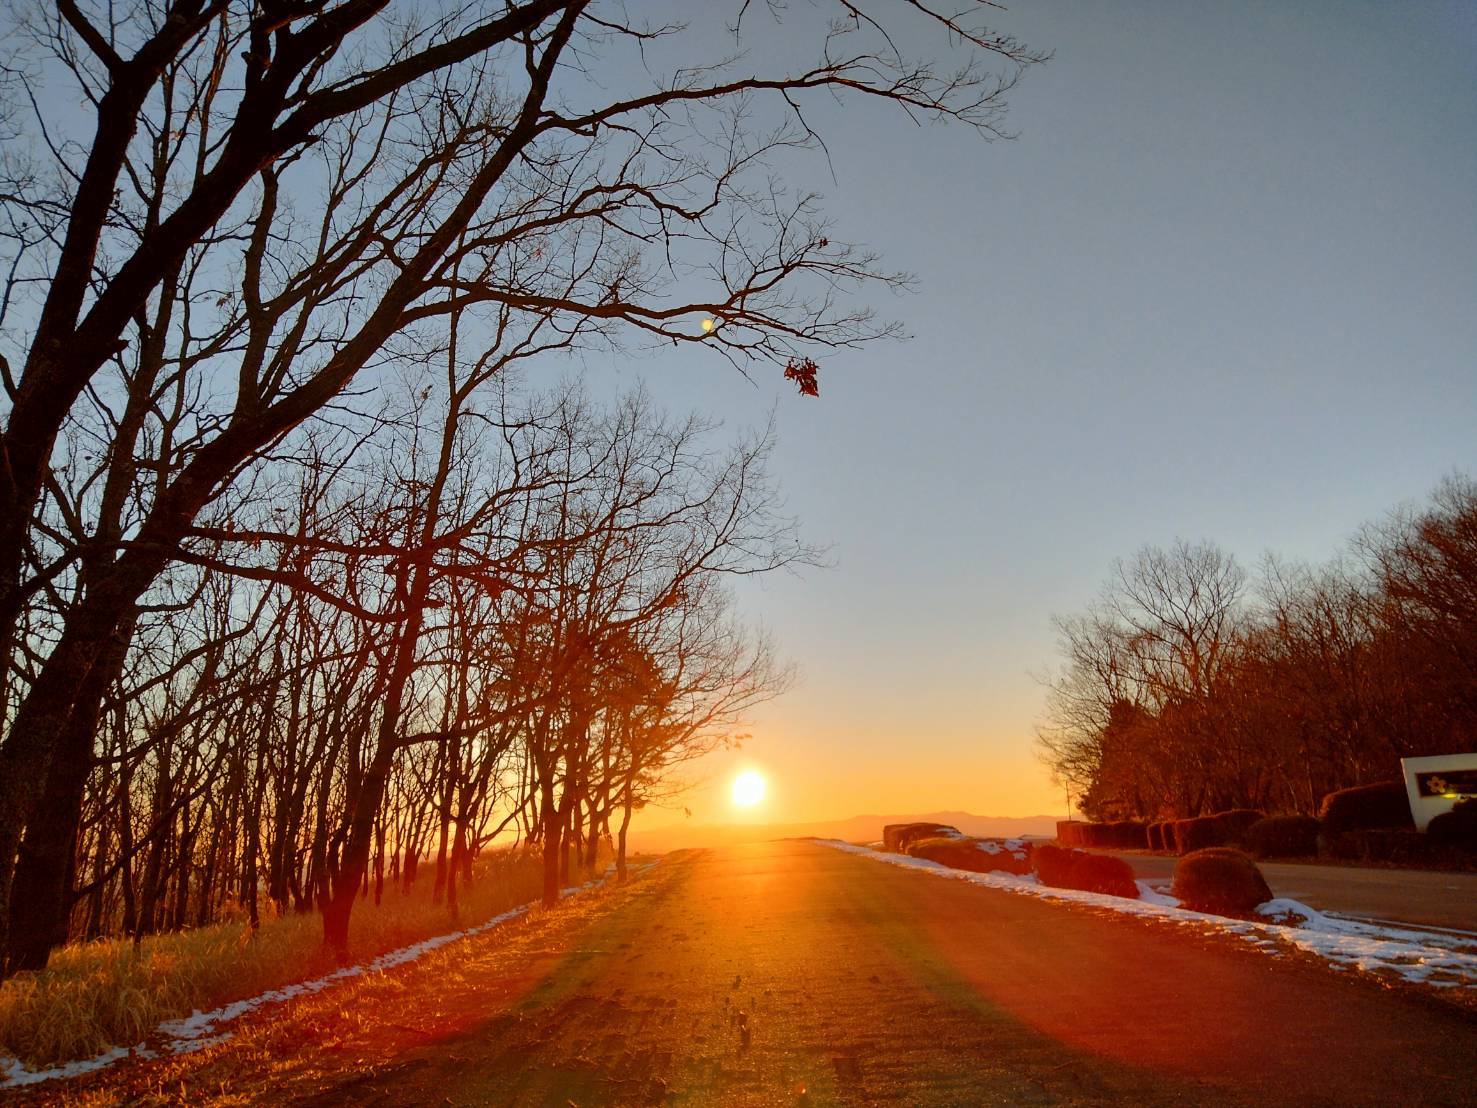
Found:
[35,841,1477,1106]
[1103,851,1477,932]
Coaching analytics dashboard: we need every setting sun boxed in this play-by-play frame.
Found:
[731,770,767,808]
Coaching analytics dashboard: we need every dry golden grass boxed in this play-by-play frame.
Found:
[1,847,605,1069]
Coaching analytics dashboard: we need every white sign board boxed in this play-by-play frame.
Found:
[1401,753,1477,832]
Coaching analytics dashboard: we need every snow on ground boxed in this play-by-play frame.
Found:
[816,840,1477,992]
[1,867,624,1089]
[973,838,1028,860]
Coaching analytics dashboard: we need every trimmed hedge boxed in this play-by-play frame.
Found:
[1172,816,1218,854]
[1032,843,1139,899]
[1330,828,1475,867]
[1167,819,1194,854]
[1056,820,1086,847]
[1069,852,1140,897]
[1153,820,1175,853]
[1332,829,1423,865]
[1083,820,1147,850]
[1061,811,1266,856]
[1247,815,1320,859]
[883,823,960,853]
[1169,809,1267,854]
[1172,848,1272,916]
[1317,781,1413,836]
[1427,799,1477,851]
[906,835,1034,876]
[1052,820,1147,850]
[1211,809,1265,846]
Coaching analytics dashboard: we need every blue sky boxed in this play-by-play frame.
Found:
[588,2,1477,826]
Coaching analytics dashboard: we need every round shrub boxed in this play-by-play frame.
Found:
[967,837,1035,875]
[1317,781,1414,836]
[1172,848,1273,917]
[1247,815,1320,858]
[1066,852,1139,898]
[906,835,1033,875]
[883,823,960,853]
[1033,843,1077,887]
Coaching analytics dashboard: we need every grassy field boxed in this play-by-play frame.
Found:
[0,848,600,1068]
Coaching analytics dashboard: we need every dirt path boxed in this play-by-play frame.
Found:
[25,841,1477,1106]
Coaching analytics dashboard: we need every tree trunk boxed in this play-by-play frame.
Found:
[243,788,261,932]
[617,784,635,884]
[432,804,450,905]
[540,778,561,908]
[322,749,394,956]
[119,771,137,936]
[447,823,464,919]
[373,831,384,908]
[4,722,93,971]
[170,807,195,932]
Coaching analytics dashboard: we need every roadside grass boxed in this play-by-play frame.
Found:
[0,846,604,1069]
[37,860,661,1105]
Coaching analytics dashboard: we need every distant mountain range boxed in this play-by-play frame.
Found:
[627,810,1060,853]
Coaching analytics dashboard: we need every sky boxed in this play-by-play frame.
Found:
[582,2,1477,832]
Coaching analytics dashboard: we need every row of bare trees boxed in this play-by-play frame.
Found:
[0,0,1045,973]
[0,0,1039,975]
[1038,476,1477,822]
[13,372,797,970]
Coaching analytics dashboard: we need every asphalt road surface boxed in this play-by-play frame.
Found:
[1104,851,1477,932]
[27,840,1477,1107]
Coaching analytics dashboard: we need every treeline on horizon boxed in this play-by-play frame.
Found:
[1038,475,1477,823]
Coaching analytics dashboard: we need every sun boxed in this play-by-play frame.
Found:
[731,769,766,808]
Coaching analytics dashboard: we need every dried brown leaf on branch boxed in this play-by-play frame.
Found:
[784,358,820,397]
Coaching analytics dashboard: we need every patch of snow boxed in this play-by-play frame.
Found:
[993,870,1039,883]
[168,1033,233,1056]
[0,865,628,1090]
[1136,880,1180,908]
[813,839,1477,993]
[972,838,1028,860]
[0,1046,131,1088]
